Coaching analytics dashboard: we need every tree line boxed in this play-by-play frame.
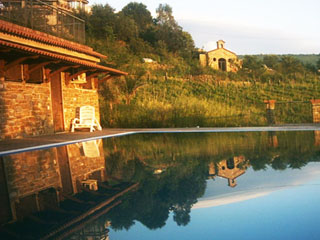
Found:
[76,2,196,70]
[76,2,320,78]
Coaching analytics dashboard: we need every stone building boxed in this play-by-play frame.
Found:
[0,1,126,139]
[199,40,242,72]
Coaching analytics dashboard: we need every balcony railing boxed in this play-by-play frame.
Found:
[0,0,85,44]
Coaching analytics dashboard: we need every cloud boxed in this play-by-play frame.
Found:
[192,189,273,209]
[194,165,320,210]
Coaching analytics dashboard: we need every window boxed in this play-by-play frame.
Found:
[27,65,44,84]
[5,64,23,82]
[70,72,87,84]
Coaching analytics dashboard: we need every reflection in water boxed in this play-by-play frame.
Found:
[209,156,248,187]
[0,140,138,239]
[0,131,320,239]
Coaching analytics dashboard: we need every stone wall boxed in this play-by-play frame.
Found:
[0,80,54,139]
[0,72,101,139]
[3,148,61,201]
[199,53,207,67]
[61,73,100,131]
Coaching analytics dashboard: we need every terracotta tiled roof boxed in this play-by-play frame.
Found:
[0,39,127,75]
[0,19,106,59]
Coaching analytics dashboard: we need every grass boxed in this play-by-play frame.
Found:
[100,74,320,128]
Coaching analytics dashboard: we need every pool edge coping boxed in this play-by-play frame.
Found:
[1,125,320,156]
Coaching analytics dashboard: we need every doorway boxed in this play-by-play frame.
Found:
[218,58,227,71]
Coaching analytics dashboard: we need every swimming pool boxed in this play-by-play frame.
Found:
[1,131,320,239]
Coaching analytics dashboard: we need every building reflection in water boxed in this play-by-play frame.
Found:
[208,156,248,187]
[0,139,138,240]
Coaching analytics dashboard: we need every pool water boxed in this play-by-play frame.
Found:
[1,131,320,239]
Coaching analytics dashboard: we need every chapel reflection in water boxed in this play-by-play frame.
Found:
[208,156,248,187]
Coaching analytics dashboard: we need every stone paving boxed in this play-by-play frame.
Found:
[1,125,320,156]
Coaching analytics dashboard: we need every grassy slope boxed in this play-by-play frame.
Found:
[102,73,320,128]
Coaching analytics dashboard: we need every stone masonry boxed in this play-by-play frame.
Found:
[0,72,101,139]
[0,80,54,139]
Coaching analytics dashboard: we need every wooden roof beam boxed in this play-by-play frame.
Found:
[98,74,114,83]
[68,69,90,80]
[86,71,101,79]
[5,55,39,70]
[49,66,72,78]
[28,61,60,74]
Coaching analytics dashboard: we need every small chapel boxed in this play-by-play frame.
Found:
[199,40,242,72]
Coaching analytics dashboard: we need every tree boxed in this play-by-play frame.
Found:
[241,55,265,81]
[118,66,146,104]
[114,12,139,42]
[88,4,116,40]
[156,3,178,29]
[154,4,195,55]
[263,55,280,70]
[316,58,320,71]
[279,56,304,79]
[121,2,153,32]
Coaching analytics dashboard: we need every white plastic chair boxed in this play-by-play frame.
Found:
[71,106,102,132]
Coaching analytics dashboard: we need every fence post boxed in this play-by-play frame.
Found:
[264,100,276,125]
[310,99,320,123]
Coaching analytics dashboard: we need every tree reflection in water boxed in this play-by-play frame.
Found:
[102,131,320,231]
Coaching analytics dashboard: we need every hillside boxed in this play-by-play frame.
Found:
[239,54,320,65]
[78,2,320,128]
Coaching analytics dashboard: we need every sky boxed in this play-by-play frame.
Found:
[89,0,320,55]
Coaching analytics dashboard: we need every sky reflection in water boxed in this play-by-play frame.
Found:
[111,166,320,240]
[105,131,320,240]
[1,131,320,239]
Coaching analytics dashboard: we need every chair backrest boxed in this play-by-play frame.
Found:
[79,106,95,125]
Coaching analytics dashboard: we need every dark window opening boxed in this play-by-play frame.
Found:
[5,64,23,82]
[27,65,44,84]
